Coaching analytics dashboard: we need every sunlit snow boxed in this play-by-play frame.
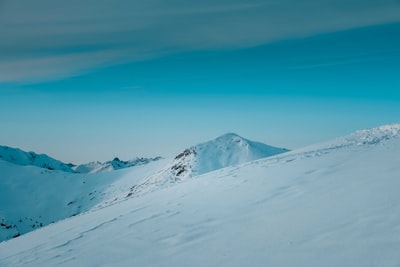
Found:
[1,125,400,266]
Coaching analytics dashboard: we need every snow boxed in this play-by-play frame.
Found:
[0,158,170,241]
[346,123,400,145]
[0,145,162,174]
[114,133,289,198]
[193,133,289,175]
[1,133,285,242]
[73,157,162,173]
[165,133,289,180]
[1,124,400,266]
[0,146,75,172]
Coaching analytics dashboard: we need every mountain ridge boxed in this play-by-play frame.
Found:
[2,123,400,266]
[0,146,75,173]
[1,124,399,243]
[0,145,161,173]
[169,133,290,180]
[0,133,286,242]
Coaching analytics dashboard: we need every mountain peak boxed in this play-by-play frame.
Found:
[168,134,289,180]
[212,133,248,145]
[216,132,242,139]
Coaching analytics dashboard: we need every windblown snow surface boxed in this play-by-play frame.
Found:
[119,133,289,199]
[1,124,400,266]
[0,134,284,242]
[0,158,169,241]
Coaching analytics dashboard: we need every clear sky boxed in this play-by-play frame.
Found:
[1,0,400,164]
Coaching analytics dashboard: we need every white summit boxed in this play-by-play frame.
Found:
[169,133,289,179]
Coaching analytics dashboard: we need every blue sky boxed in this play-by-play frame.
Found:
[1,0,400,163]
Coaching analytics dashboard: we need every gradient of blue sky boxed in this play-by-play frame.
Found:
[1,0,400,163]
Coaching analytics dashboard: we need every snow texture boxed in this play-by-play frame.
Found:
[1,124,400,267]
[169,133,289,180]
[119,133,289,198]
[0,133,282,241]
[0,157,169,241]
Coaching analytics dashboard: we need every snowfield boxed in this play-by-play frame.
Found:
[0,158,170,241]
[1,124,400,266]
[0,133,287,242]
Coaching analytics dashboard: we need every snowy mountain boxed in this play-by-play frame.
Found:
[0,146,75,172]
[73,157,162,173]
[0,134,287,242]
[0,157,170,242]
[0,145,161,174]
[1,123,400,266]
[120,133,289,197]
[169,133,289,180]
[0,146,163,241]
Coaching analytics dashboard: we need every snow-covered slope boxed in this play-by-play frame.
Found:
[169,133,289,180]
[0,157,170,242]
[2,124,399,266]
[0,146,164,241]
[119,133,289,197]
[0,134,280,242]
[0,146,75,172]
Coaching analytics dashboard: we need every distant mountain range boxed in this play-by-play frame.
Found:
[73,157,163,173]
[0,145,162,173]
[0,146,76,172]
[2,124,400,266]
[0,133,288,178]
[0,133,288,241]
[2,124,400,252]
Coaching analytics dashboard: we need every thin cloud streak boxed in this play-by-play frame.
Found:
[289,52,400,70]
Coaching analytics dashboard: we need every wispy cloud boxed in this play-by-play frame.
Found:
[290,52,400,70]
[1,0,400,83]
